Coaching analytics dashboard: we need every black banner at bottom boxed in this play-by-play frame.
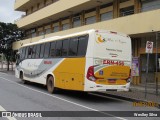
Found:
[0,111,160,118]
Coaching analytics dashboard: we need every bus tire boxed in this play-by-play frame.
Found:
[47,76,57,94]
[20,71,27,84]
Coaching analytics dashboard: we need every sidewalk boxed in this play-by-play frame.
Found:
[0,69,160,108]
[0,68,15,75]
[99,85,160,109]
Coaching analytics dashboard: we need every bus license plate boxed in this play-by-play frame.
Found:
[108,80,116,83]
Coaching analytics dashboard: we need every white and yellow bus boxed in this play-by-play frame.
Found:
[15,29,132,93]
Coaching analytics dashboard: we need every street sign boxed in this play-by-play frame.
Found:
[145,41,153,98]
[145,41,153,53]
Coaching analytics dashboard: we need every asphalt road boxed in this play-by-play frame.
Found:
[0,72,159,120]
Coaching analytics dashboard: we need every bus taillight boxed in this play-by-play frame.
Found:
[86,66,96,81]
[126,69,132,83]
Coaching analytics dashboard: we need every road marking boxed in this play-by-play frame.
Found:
[90,92,131,103]
[0,105,17,120]
[0,77,127,120]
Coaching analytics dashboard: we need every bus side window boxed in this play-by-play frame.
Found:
[31,45,37,59]
[69,37,78,56]
[77,35,89,56]
[21,47,26,59]
[62,39,69,57]
[40,44,45,58]
[25,47,28,59]
[55,40,62,57]
[19,48,23,59]
[50,42,56,57]
[44,42,51,58]
[35,44,40,58]
[28,46,33,59]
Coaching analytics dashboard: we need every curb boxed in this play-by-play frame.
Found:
[0,71,7,73]
[97,92,160,109]
[0,70,15,75]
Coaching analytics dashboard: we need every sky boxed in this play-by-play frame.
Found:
[0,0,25,23]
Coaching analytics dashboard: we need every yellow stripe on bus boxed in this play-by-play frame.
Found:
[53,58,86,91]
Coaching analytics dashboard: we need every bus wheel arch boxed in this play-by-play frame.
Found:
[46,74,57,94]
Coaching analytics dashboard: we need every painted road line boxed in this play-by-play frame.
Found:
[89,93,131,103]
[0,77,127,120]
[0,105,17,120]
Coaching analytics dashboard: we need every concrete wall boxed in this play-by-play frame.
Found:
[13,9,160,50]
[14,0,30,11]
[15,0,90,28]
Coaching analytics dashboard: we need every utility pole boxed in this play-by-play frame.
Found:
[155,32,160,96]
[145,41,154,99]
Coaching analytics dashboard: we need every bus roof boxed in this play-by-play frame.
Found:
[22,29,128,47]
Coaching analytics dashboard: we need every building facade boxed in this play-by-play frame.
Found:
[14,0,160,85]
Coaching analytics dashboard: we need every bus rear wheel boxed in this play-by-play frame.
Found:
[47,76,57,94]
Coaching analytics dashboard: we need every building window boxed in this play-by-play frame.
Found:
[62,23,70,30]
[45,28,51,34]
[100,11,113,21]
[26,9,29,15]
[32,5,37,12]
[39,2,44,9]
[73,16,81,27]
[120,6,134,16]
[32,33,36,38]
[53,26,59,32]
[30,29,36,38]
[38,31,44,36]
[25,30,31,38]
[141,0,160,12]
[85,16,96,25]
[45,0,52,6]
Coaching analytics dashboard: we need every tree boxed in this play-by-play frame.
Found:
[0,22,24,71]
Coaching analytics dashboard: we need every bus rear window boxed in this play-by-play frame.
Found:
[77,35,88,56]
[69,35,88,57]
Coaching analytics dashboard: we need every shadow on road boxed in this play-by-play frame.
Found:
[17,80,123,104]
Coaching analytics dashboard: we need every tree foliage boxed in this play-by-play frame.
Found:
[0,22,24,70]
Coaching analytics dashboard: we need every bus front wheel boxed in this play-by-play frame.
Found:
[20,72,27,84]
[47,76,57,94]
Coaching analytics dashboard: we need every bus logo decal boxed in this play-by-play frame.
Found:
[96,34,106,43]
